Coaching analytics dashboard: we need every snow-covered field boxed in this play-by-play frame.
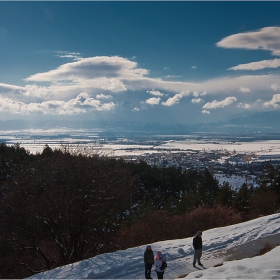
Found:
[214,174,258,189]
[93,139,280,157]
[2,129,280,157]
[157,139,280,155]
[27,213,280,279]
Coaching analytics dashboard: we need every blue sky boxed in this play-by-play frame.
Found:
[1,1,280,126]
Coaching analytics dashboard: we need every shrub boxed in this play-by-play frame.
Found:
[250,190,279,218]
[116,204,242,249]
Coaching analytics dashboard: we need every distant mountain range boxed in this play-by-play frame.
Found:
[195,110,280,133]
[226,110,280,127]
[1,110,280,134]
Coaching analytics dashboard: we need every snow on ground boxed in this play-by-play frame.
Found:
[27,213,280,279]
[158,139,280,155]
[3,129,280,157]
[184,245,280,279]
[214,174,258,190]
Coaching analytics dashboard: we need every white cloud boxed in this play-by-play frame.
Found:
[217,27,280,56]
[147,90,164,96]
[164,67,170,70]
[23,84,53,99]
[0,83,24,91]
[203,96,237,109]
[135,74,266,99]
[98,102,116,111]
[26,56,149,83]
[229,59,280,71]
[238,87,250,93]
[22,56,159,99]
[19,56,280,102]
[2,54,280,117]
[271,84,280,91]
[145,97,161,105]
[191,98,203,103]
[202,110,210,114]
[132,107,139,111]
[86,77,127,92]
[56,51,82,61]
[264,94,280,108]
[162,93,183,106]
[0,93,116,115]
[192,66,197,69]
[0,95,25,113]
[238,103,251,109]
[163,75,182,79]
[198,75,280,95]
[62,92,116,112]
[193,91,207,97]
[96,93,113,99]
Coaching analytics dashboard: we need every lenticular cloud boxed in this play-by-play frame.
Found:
[217,27,280,56]
[26,56,149,83]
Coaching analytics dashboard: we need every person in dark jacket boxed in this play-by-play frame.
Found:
[144,245,155,279]
[193,231,203,267]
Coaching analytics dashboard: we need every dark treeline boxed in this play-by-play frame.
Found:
[0,143,279,278]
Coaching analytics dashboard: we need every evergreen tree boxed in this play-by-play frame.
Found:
[217,182,236,208]
[258,161,280,200]
[233,183,255,215]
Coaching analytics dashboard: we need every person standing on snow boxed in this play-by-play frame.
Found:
[193,231,203,267]
[144,245,154,279]
[154,251,166,279]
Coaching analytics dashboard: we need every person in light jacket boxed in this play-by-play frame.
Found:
[154,251,165,279]
[144,245,154,279]
[193,231,203,267]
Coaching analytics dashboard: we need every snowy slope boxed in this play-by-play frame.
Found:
[184,245,280,279]
[27,213,280,279]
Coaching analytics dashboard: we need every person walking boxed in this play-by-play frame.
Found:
[193,231,203,267]
[144,245,154,279]
[154,251,166,279]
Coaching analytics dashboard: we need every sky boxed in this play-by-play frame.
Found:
[1,1,280,127]
[27,213,280,279]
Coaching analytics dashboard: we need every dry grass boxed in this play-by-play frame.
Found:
[256,242,279,256]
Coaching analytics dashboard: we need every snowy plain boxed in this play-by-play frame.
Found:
[27,213,280,279]
[2,128,280,157]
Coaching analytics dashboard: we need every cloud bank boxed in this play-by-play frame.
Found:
[0,54,279,118]
[1,25,280,122]
[0,93,115,115]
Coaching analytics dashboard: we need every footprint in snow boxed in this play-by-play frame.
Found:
[178,248,188,255]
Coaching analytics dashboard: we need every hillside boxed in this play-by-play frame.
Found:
[27,213,280,279]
